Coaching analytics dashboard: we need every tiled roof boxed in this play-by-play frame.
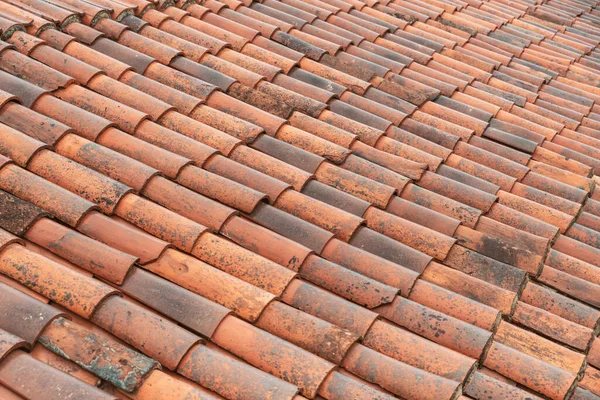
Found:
[0,0,599,397]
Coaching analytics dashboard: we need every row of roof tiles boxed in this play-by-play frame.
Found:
[0,0,600,398]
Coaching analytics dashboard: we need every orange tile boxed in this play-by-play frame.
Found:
[178,343,298,400]
[341,344,460,400]
[24,218,136,285]
[39,317,157,392]
[298,253,396,308]
[212,315,334,398]
[91,295,199,370]
[192,232,296,296]
[0,244,116,318]
[281,278,378,336]
[0,351,113,400]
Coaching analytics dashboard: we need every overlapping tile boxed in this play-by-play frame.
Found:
[1,0,600,398]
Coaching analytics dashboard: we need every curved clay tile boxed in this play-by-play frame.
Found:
[465,370,545,400]
[385,196,460,236]
[538,264,600,308]
[0,165,98,227]
[134,120,218,166]
[27,150,133,214]
[436,164,501,194]
[281,278,378,337]
[315,161,396,207]
[512,301,594,351]
[160,110,241,155]
[349,226,432,272]
[444,154,517,191]
[192,232,297,295]
[275,124,351,164]
[318,369,398,400]
[144,248,275,321]
[78,212,168,264]
[546,249,600,286]
[257,81,327,117]
[32,95,113,141]
[230,143,314,190]
[250,202,334,253]
[444,242,527,292]
[211,314,335,398]
[341,344,460,400]
[30,344,101,387]
[249,134,325,174]
[58,132,160,191]
[135,24,211,62]
[420,261,517,314]
[0,351,116,400]
[419,171,499,212]
[301,179,370,217]
[88,74,175,120]
[497,189,574,232]
[38,317,158,392]
[178,343,299,400]
[189,105,264,142]
[403,183,483,226]
[227,81,294,116]
[204,155,291,202]
[206,90,287,135]
[0,102,71,146]
[220,214,311,270]
[130,369,224,400]
[0,328,28,362]
[0,244,117,318]
[0,281,64,343]
[24,217,138,284]
[274,188,363,241]
[242,44,298,74]
[375,295,493,359]
[399,117,461,149]
[0,189,48,236]
[375,134,445,171]
[298,253,397,308]
[115,193,207,252]
[362,319,476,382]
[177,165,267,213]
[142,175,238,231]
[409,280,500,331]
[0,68,48,108]
[0,122,49,168]
[455,224,544,275]
[322,236,419,294]
[288,112,356,148]
[119,266,232,339]
[54,84,147,133]
[363,206,456,259]
[256,300,360,363]
[91,295,200,370]
[483,341,575,400]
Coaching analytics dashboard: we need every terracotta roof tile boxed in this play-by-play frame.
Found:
[145,248,276,321]
[0,351,116,399]
[29,343,101,387]
[24,217,137,284]
[39,316,157,391]
[91,294,201,370]
[4,0,600,396]
[0,243,117,317]
[341,344,460,400]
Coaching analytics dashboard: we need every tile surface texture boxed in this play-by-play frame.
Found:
[0,0,599,398]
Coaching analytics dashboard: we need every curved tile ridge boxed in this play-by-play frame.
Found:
[1,0,600,398]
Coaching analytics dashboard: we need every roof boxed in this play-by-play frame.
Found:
[0,0,598,398]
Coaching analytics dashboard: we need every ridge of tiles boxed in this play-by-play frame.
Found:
[0,0,599,397]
